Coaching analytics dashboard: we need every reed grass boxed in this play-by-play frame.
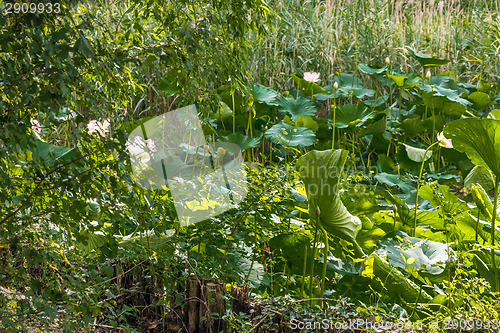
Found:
[249,0,500,89]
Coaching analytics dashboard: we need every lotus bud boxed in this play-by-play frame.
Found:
[217,147,227,157]
[385,57,390,65]
[425,69,432,79]
[315,205,321,218]
[333,81,339,90]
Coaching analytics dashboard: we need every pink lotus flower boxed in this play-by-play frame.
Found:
[145,138,156,152]
[437,132,453,148]
[303,71,320,83]
[31,120,41,134]
[87,119,110,137]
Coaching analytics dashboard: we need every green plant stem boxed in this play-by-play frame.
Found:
[309,210,321,298]
[491,176,499,292]
[331,90,337,149]
[301,244,308,296]
[320,227,329,298]
[414,141,439,237]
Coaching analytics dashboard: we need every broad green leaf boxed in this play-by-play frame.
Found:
[472,246,500,288]
[464,165,495,191]
[265,122,316,147]
[387,73,408,87]
[159,69,183,97]
[471,183,500,224]
[362,254,433,303]
[408,48,450,67]
[418,185,470,216]
[444,118,500,177]
[296,149,364,256]
[400,117,426,136]
[468,92,496,110]
[295,115,318,132]
[327,254,364,275]
[357,63,387,75]
[277,96,317,121]
[218,132,262,151]
[364,95,389,108]
[29,137,82,168]
[376,231,454,275]
[269,231,313,273]
[75,34,93,58]
[332,103,374,129]
[359,115,387,136]
[404,144,432,163]
[251,83,279,105]
[343,192,380,216]
[442,101,467,116]
[375,172,413,193]
[488,109,500,120]
[336,74,376,98]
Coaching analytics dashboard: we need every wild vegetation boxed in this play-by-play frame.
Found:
[1,0,500,332]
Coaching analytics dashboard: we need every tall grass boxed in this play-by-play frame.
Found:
[249,0,500,89]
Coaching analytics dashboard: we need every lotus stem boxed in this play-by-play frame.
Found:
[300,244,308,296]
[309,206,321,298]
[331,90,337,149]
[414,141,439,237]
[491,176,499,292]
[320,227,329,298]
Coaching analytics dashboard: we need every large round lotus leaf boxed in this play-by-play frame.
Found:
[334,73,376,99]
[251,82,279,106]
[296,149,364,257]
[468,91,496,110]
[265,122,316,147]
[277,96,317,121]
[218,132,262,152]
[408,48,450,67]
[268,231,314,273]
[376,231,454,276]
[444,118,500,178]
[395,143,432,172]
[295,115,319,132]
[488,109,500,120]
[332,103,374,129]
[464,165,495,191]
[358,63,387,75]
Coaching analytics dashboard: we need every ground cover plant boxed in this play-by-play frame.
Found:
[1,0,500,332]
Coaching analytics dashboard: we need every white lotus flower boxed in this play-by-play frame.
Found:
[303,71,320,83]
